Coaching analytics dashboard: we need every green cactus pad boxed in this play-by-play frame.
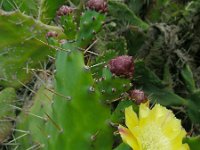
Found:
[14,85,53,149]
[77,10,105,48]
[96,67,132,103]
[0,10,63,88]
[44,43,113,150]
[60,14,77,40]
[0,88,16,144]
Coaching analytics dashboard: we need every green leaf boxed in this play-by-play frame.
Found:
[134,61,187,106]
[187,89,200,123]
[108,1,149,30]
[181,64,196,93]
[125,0,144,16]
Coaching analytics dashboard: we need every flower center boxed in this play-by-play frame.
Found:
[138,123,171,150]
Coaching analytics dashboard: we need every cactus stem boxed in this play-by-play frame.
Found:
[113,130,120,136]
[90,131,99,141]
[84,66,90,71]
[45,88,72,101]
[78,48,99,56]
[107,97,123,104]
[122,84,127,88]
[92,30,96,34]
[5,133,29,144]
[35,38,71,53]
[26,144,42,150]
[45,113,63,132]
[92,16,96,20]
[12,129,30,134]
[89,61,106,69]
[101,89,105,94]
[10,105,47,121]
[109,121,118,127]
[22,68,52,76]
[88,86,95,92]
[94,79,99,83]
[48,55,55,60]
[84,39,98,54]
[17,80,36,94]
[83,21,88,25]
[111,88,116,93]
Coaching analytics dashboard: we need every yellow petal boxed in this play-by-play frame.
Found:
[148,104,172,125]
[171,129,187,149]
[162,117,184,140]
[181,144,190,150]
[118,125,140,150]
[139,102,150,119]
[125,106,138,129]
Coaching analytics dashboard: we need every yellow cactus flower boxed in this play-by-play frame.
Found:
[118,103,190,150]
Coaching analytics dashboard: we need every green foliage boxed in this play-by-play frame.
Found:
[77,10,105,48]
[0,88,16,143]
[125,0,143,16]
[60,14,77,40]
[187,90,200,123]
[184,136,200,150]
[39,0,66,23]
[0,0,38,17]
[114,143,131,150]
[108,1,149,30]
[14,9,114,148]
[111,100,138,124]
[0,0,66,23]
[15,85,53,149]
[181,64,196,93]
[134,61,187,106]
[0,10,63,88]
[96,68,131,103]
[44,43,113,150]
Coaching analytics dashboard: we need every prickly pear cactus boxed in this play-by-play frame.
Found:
[0,88,16,144]
[13,4,114,147]
[0,10,63,88]
[0,0,66,23]
[77,10,105,48]
[44,43,113,150]
[57,6,77,40]
[14,85,53,149]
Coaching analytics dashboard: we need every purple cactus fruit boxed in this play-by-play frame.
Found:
[46,31,58,38]
[108,55,134,78]
[57,5,74,16]
[129,89,147,104]
[86,0,108,13]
